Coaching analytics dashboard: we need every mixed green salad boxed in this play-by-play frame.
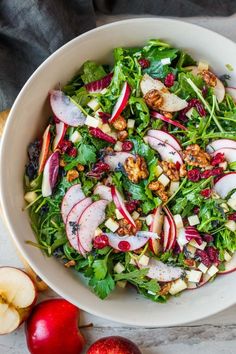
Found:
[24,39,236,302]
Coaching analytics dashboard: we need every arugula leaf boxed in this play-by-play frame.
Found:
[115,268,160,293]
[89,273,115,299]
[65,144,97,171]
[81,60,107,84]
[129,97,150,134]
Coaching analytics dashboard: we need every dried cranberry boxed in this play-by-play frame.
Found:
[98,111,111,124]
[187,169,201,182]
[211,167,224,176]
[200,188,212,198]
[195,249,211,267]
[202,233,214,243]
[228,213,236,221]
[53,116,61,123]
[211,152,225,166]
[59,140,72,153]
[122,141,133,152]
[93,234,109,249]
[87,161,110,178]
[138,58,150,69]
[178,98,206,121]
[89,127,116,144]
[164,73,175,87]
[206,246,219,264]
[175,161,181,171]
[125,200,139,213]
[118,241,131,252]
[193,206,200,214]
[161,123,168,132]
[68,147,77,157]
[201,169,212,179]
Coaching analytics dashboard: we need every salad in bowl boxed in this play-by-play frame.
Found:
[24,39,236,303]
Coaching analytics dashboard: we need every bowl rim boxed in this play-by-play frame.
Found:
[1,17,236,327]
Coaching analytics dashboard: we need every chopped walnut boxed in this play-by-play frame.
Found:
[161,161,179,181]
[160,111,173,119]
[148,181,168,202]
[200,69,217,87]
[77,164,85,172]
[179,164,187,177]
[124,155,149,184]
[117,219,142,236]
[183,259,196,268]
[182,144,211,168]
[66,169,79,182]
[159,282,172,296]
[59,158,66,167]
[144,89,163,110]
[64,260,76,268]
[112,116,127,131]
[117,130,128,142]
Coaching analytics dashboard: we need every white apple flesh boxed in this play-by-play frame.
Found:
[206,138,236,153]
[213,172,236,199]
[0,267,36,335]
[103,152,134,170]
[149,206,163,255]
[163,215,171,251]
[93,184,112,202]
[61,184,85,223]
[138,258,184,282]
[226,87,236,102]
[106,233,149,251]
[147,129,182,151]
[144,136,183,165]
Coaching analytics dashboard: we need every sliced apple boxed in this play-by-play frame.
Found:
[66,197,92,255]
[144,136,183,165]
[61,184,85,223]
[38,125,51,174]
[177,226,202,251]
[78,200,109,252]
[188,66,225,103]
[103,152,134,170]
[219,252,236,274]
[163,215,171,251]
[50,90,86,127]
[206,138,236,153]
[226,87,236,102]
[211,147,236,163]
[138,258,184,282]
[53,121,67,151]
[147,129,182,151]
[111,186,136,227]
[149,206,164,255]
[106,233,149,251]
[163,206,177,251]
[140,74,187,112]
[0,267,37,334]
[109,82,131,123]
[187,273,212,290]
[42,151,60,197]
[93,184,112,202]
[150,111,187,130]
[213,172,236,198]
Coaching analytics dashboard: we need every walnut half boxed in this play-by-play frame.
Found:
[124,155,149,184]
[144,89,163,110]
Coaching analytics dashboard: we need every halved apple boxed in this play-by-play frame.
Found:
[61,184,85,224]
[147,129,182,151]
[138,258,184,282]
[104,152,134,170]
[42,151,60,197]
[93,184,112,202]
[213,172,236,198]
[206,138,236,153]
[0,267,37,334]
[111,186,136,227]
[144,136,183,165]
[38,125,51,174]
[211,147,236,163]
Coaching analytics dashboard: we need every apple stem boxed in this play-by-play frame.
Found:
[79,322,93,329]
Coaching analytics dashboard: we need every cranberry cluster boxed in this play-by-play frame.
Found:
[179,98,206,122]
[58,140,77,157]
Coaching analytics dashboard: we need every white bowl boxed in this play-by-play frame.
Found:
[1,18,236,327]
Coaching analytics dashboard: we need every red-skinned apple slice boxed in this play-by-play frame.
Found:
[144,136,183,165]
[42,151,60,197]
[38,125,51,174]
[149,206,163,255]
[213,172,236,198]
[111,186,136,227]
[147,129,182,151]
[206,138,236,153]
[106,233,149,251]
[53,121,67,151]
[140,74,188,112]
[93,184,112,202]
[61,184,85,223]
[109,82,131,123]
[0,267,37,335]
[163,215,171,252]
[218,252,236,274]
[163,206,177,250]
[151,111,187,130]
[50,90,86,127]
[78,200,109,252]
[226,87,236,102]
[138,258,184,282]
[211,147,236,163]
[103,152,133,170]
[177,226,202,251]
[66,197,92,253]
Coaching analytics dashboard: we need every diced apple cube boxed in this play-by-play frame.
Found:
[173,214,183,229]
[24,191,38,204]
[129,258,136,265]
[114,262,125,274]
[168,181,180,196]
[220,203,229,212]
[105,218,119,232]
[94,228,103,236]
[186,270,202,283]
[227,198,236,211]
[186,244,197,255]
[87,98,100,111]
[145,214,154,226]
[189,239,207,250]
[188,215,200,226]
[158,174,170,187]
[198,61,209,71]
[207,265,219,277]
[161,57,171,65]
[101,123,111,134]
[131,211,140,220]
[224,251,232,262]
[219,161,228,170]
[225,220,236,232]
[169,279,187,295]
[185,107,194,119]
[117,280,127,288]
[115,208,123,220]
[69,131,82,144]
[155,165,163,177]
[85,115,101,128]
[138,255,149,266]
[127,119,135,129]
[114,141,123,152]
[198,262,208,274]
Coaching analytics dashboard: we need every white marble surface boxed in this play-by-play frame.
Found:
[1,14,236,354]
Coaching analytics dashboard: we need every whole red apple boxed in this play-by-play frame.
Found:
[25,299,85,354]
[87,336,142,354]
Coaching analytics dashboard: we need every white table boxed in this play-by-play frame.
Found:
[1,14,236,354]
